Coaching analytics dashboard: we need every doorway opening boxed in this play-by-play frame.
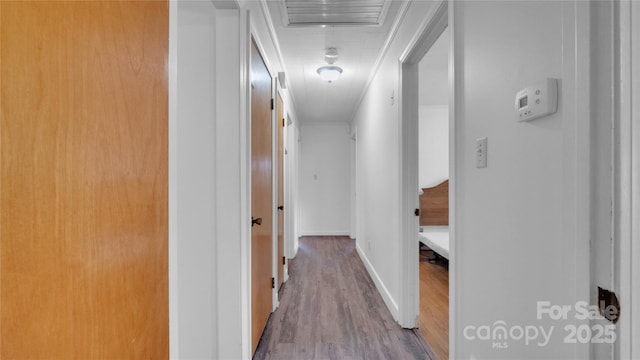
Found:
[416,26,450,360]
[398,0,453,358]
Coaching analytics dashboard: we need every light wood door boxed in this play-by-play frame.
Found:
[0,1,168,358]
[277,95,285,289]
[250,38,273,353]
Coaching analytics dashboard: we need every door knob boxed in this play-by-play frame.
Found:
[277,205,284,211]
[251,217,262,227]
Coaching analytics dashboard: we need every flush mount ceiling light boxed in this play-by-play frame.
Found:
[317,66,343,83]
[317,47,343,83]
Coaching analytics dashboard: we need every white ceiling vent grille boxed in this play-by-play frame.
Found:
[284,0,390,26]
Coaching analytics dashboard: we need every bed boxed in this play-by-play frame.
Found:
[419,226,449,260]
[418,180,450,260]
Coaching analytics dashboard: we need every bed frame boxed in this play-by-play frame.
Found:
[419,180,448,226]
[419,180,449,264]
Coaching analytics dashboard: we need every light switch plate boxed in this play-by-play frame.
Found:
[476,137,487,168]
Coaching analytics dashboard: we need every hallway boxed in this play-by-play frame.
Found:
[2,1,636,358]
[253,237,433,360]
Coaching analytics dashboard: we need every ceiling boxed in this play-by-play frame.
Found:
[265,0,404,123]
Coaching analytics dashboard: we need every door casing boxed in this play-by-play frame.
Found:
[249,36,274,354]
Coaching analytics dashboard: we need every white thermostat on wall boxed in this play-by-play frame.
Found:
[515,78,558,122]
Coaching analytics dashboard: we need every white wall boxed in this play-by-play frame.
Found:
[419,105,449,188]
[353,0,441,321]
[350,128,357,239]
[615,2,640,358]
[239,0,302,261]
[170,0,614,358]
[214,8,244,359]
[224,1,302,357]
[353,0,602,358]
[299,123,352,236]
[170,1,302,358]
[453,2,594,357]
[589,2,615,359]
[175,1,218,357]
[286,117,302,255]
[172,3,248,358]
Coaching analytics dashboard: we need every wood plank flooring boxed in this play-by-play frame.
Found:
[254,236,433,360]
[417,248,449,360]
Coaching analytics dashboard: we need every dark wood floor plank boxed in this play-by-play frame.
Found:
[254,236,433,360]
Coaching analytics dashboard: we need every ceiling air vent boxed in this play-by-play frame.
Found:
[284,0,390,27]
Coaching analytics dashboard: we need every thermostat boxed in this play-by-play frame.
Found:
[515,78,558,122]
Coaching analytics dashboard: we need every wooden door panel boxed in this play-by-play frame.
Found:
[250,38,273,353]
[0,2,168,358]
[277,95,285,289]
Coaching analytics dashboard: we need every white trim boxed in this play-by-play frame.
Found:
[356,244,399,319]
[239,8,252,360]
[271,74,279,311]
[349,0,411,122]
[377,0,392,28]
[250,27,276,79]
[259,0,302,119]
[168,1,179,358]
[276,87,290,285]
[258,0,287,70]
[212,0,239,10]
[350,127,357,240]
[633,43,640,360]
[397,57,420,329]
[397,0,448,334]
[631,4,640,357]
[276,0,289,30]
[399,2,447,63]
[561,2,592,358]
[295,126,301,251]
[248,15,279,314]
[284,109,297,260]
[616,1,640,358]
[448,2,460,357]
[299,231,351,237]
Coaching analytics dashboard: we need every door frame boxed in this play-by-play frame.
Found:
[168,2,179,358]
[239,10,251,359]
[242,11,279,357]
[616,1,640,358]
[168,4,282,359]
[274,89,285,293]
[397,0,450,345]
[398,2,595,359]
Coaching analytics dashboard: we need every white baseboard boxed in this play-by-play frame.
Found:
[299,230,350,236]
[355,243,400,320]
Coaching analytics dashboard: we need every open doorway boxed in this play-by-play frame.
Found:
[398,0,451,358]
[416,27,449,360]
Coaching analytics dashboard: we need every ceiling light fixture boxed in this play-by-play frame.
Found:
[317,66,343,83]
[317,47,343,83]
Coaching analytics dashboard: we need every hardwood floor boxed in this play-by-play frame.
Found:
[417,248,449,360]
[254,236,433,360]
